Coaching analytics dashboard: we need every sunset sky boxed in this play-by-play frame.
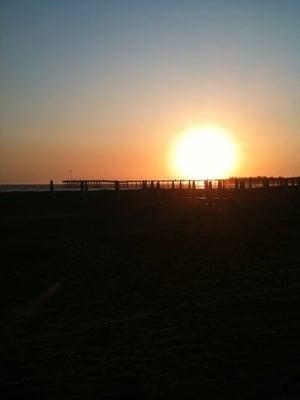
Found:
[1,0,300,183]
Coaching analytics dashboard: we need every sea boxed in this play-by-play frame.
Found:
[0,184,116,192]
[0,184,70,192]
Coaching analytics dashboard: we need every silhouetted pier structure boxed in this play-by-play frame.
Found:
[61,177,300,197]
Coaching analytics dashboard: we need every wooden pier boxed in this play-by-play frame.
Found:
[61,177,300,194]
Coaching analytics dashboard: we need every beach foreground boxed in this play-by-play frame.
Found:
[1,191,300,399]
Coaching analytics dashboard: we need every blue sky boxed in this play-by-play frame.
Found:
[1,0,300,181]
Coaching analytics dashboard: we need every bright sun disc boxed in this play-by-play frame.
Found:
[172,126,237,179]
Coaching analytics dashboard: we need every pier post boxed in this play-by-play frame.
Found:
[285,178,288,187]
[85,181,88,192]
[50,180,54,192]
[192,180,196,202]
[115,180,120,191]
[218,179,223,199]
[80,181,84,192]
[263,178,269,189]
[207,181,213,205]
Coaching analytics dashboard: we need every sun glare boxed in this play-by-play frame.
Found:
[172,125,237,180]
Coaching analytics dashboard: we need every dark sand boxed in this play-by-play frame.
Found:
[1,190,300,399]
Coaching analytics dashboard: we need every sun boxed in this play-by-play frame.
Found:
[171,125,237,180]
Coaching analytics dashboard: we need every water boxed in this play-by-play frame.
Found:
[0,184,114,192]
[0,184,70,192]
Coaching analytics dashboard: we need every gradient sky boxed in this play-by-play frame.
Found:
[1,0,299,183]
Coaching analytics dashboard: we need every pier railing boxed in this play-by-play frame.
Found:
[60,177,300,192]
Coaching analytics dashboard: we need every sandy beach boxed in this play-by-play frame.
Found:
[1,190,300,398]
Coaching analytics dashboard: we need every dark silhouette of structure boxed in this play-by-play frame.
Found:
[59,177,300,195]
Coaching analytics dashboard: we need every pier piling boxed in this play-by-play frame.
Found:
[59,177,300,200]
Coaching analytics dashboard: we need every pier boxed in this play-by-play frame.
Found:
[62,177,300,192]
[58,178,300,201]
